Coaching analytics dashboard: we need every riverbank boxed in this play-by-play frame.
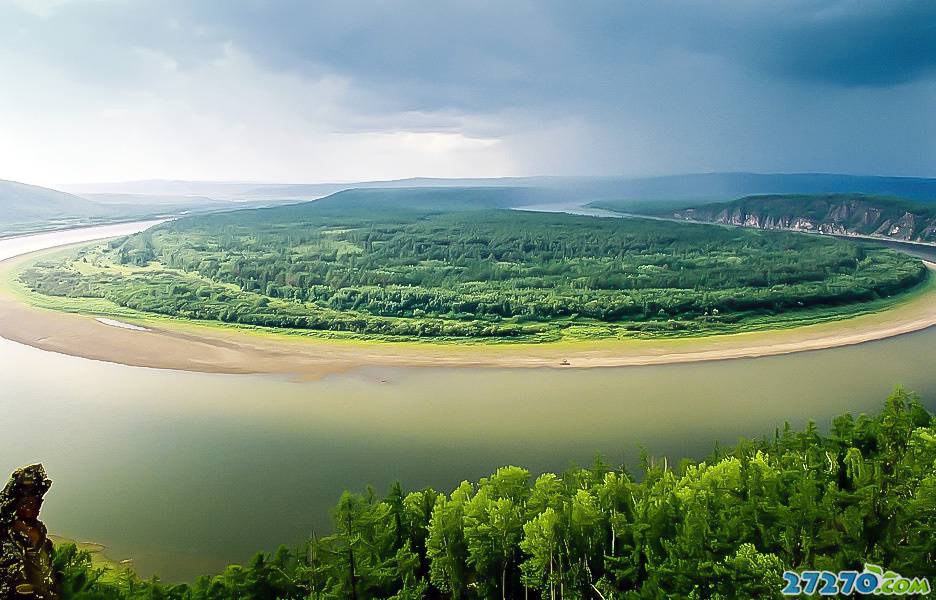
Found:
[3,236,936,378]
[49,535,131,574]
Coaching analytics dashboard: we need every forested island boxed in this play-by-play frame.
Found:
[17,189,929,342]
[44,389,935,599]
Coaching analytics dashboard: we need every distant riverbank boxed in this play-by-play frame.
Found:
[2,223,936,378]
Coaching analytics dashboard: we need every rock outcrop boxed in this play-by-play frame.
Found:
[674,194,936,243]
[0,465,58,600]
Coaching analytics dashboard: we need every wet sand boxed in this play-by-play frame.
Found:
[2,245,936,379]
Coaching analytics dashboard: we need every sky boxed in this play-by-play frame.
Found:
[1,0,935,186]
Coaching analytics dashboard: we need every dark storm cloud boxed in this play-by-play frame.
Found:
[1,0,934,180]
[5,1,934,107]
[176,0,936,105]
[678,1,936,87]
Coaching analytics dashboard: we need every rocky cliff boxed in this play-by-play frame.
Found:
[1,465,58,599]
[674,194,936,243]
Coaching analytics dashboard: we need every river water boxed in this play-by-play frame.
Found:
[1,220,935,580]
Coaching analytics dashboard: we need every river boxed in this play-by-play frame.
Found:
[2,220,935,581]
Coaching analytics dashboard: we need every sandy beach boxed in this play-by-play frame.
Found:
[2,243,936,379]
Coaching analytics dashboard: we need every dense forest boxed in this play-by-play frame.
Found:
[51,388,935,599]
[20,189,928,340]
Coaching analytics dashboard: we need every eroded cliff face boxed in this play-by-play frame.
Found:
[675,195,936,243]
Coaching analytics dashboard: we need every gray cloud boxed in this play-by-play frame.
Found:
[0,0,934,183]
[174,1,936,103]
[680,1,936,88]
[14,1,935,106]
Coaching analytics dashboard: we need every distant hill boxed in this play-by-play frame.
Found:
[63,172,936,205]
[13,172,936,237]
[0,179,239,237]
[58,177,566,202]
[59,180,290,201]
[672,194,936,243]
[0,179,102,223]
[296,186,554,214]
[81,193,229,207]
[1,177,559,237]
[584,173,936,203]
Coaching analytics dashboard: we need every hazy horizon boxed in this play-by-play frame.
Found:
[51,170,936,190]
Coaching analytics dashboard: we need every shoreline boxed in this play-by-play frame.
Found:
[2,240,936,379]
[0,217,176,242]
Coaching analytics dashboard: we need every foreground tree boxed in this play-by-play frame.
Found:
[35,388,936,599]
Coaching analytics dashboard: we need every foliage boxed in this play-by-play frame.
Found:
[54,389,936,598]
[20,190,927,340]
